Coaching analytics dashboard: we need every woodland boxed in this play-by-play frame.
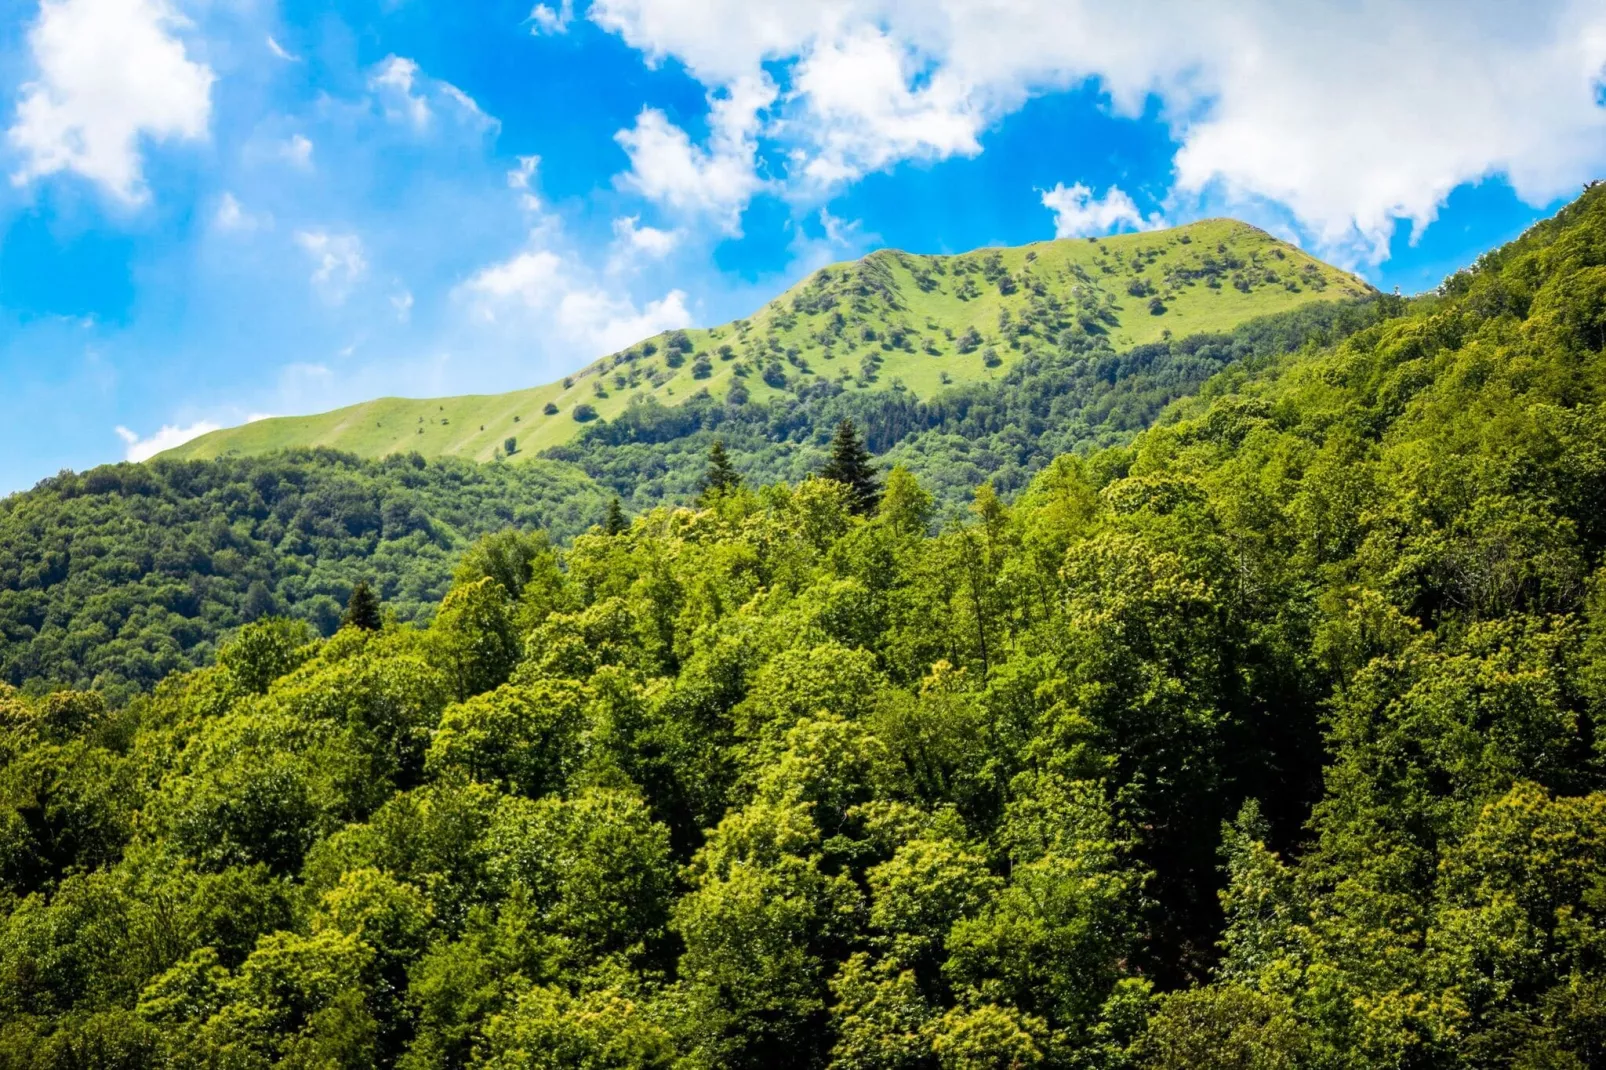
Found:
[2,188,1606,1067]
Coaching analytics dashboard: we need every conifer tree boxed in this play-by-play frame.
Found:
[819,419,880,514]
[604,497,628,535]
[698,439,741,505]
[341,580,383,631]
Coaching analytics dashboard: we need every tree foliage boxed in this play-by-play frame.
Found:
[3,188,1606,1067]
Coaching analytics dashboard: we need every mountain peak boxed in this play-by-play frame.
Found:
[163,220,1370,465]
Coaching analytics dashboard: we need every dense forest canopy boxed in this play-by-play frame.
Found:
[2,187,1606,1068]
[0,454,608,703]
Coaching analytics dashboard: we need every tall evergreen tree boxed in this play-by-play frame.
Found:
[819,419,880,514]
[698,439,741,505]
[342,580,383,631]
[604,497,628,535]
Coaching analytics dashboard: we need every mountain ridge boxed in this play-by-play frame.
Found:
[163,218,1372,465]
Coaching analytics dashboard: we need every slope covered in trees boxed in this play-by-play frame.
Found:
[0,452,608,702]
[2,188,1604,1067]
[547,296,1387,513]
[162,219,1369,466]
[0,295,1376,703]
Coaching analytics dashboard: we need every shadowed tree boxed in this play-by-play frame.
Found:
[819,419,880,515]
[342,580,384,632]
[604,497,628,536]
[699,439,741,506]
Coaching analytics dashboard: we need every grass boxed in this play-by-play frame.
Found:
[164,219,1372,465]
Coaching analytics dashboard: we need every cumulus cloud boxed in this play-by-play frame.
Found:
[295,230,367,303]
[370,55,497,134]
[614,76,774,233]
[612,215,679,261]
[280,134,314,169]
[529,1,574,35]
[8,0,214,203]
[1041,183,1157,238]
[507,155,543,211]
[214,191,268,232]
[115,420,218,461]
[458,242,692,355]
[588,0,1606,262]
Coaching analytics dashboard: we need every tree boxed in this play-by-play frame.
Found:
[503,437,517,456]
[699,439,741,505]
[819,419,880,515]
[342,581,383,632]
[604,497,628,535]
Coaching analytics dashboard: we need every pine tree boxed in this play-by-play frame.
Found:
[698,439,741,505]
[604,497,628,535]
[342,580,383,631]
[819,419,880,514]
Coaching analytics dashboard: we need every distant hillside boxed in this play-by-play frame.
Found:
[164,219,1370,464]
[0,452,608,701]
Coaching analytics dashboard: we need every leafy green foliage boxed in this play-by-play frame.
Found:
[3,189,1606,1067]
[0,450,609,701]
[547,296,1386,517]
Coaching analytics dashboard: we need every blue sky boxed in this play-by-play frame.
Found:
[1,0,1605,494]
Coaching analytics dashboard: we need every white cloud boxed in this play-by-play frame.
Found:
[508,156,542,211]
[530,1,574,34]
[245,412,277,423]
[295,230,367,303]
[369,55,497,134]
[1041,182,1157,238]
[614,75,774,233]
[370,56,431,129]
[588,0,1606,263]
[458,242,692,354]
[281,134,314,168]
[115,420,219,461]
[8,0,214,202]
[266,35,299,62]
[612,215,679,259]
[391,290,415,322]
[214,191,268,232]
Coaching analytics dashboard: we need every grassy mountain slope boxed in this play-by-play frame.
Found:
[165,219,1369,464]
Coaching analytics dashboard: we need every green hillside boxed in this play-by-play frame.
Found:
[165,219,1369,464]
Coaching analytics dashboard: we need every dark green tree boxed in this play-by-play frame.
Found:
[503,437,517,456]
[342,580,383,632]
[604,497,628,535]
[819,419,880,515]
[698,439,741,505]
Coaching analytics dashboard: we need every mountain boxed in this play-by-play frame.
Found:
[162,219,1369,465]
[0,222,1375,702]
[3,187,1604,1068]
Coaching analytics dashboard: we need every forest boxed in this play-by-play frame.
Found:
[0,453,609,703]
[1,185,1605,1068]
[0,296,1379,705]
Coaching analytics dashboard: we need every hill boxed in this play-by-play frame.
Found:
[163,219,1370,464]
[1,188,1603,1068]
[0,452,608,702]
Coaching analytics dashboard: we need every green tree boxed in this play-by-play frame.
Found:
[819,419,880,515]
[604,497,628,535]
[342,580,383,632]
[699,439,741,505]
